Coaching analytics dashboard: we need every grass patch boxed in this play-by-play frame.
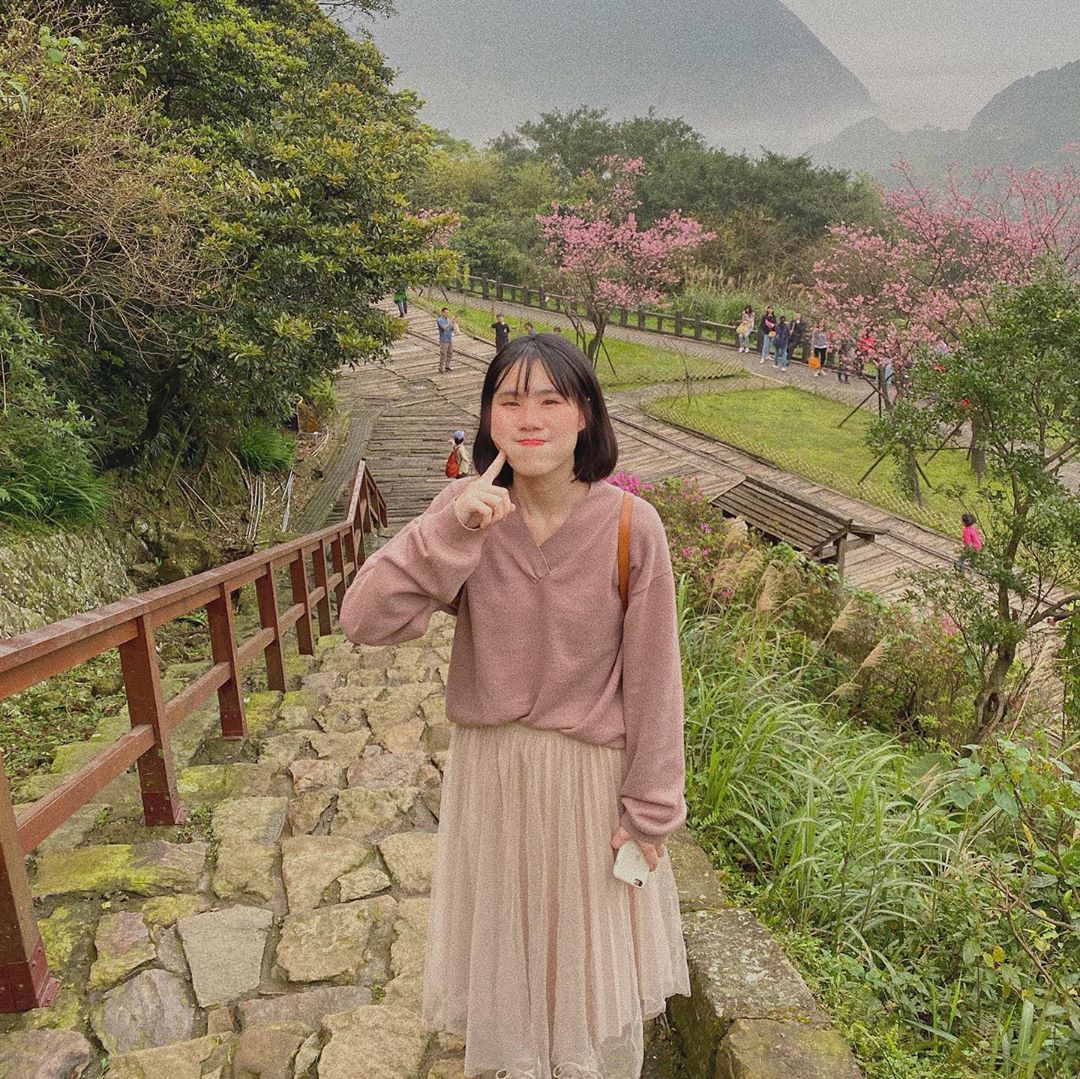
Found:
[416,296,744,391]
[646,386,993,533]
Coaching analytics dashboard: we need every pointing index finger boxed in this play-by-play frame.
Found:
[480,450,506,483]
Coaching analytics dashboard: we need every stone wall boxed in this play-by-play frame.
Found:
[666,831,863,1079]
[0,528,140,639]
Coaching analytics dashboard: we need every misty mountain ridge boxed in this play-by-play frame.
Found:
[359,0,874,153]
[808,58,1080,183]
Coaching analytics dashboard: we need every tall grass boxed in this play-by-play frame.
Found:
[678,583,1079,1078]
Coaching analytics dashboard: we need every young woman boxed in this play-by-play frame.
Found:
[758,305,777,364]
[736,304,754,352]
[340,334,690,1079]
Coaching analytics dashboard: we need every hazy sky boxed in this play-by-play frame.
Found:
[783,0,1080,129]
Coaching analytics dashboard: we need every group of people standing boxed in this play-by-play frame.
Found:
[736,304,872,384]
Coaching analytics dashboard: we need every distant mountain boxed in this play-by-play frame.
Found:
[351,0,874,152]
[808,59,1080,183]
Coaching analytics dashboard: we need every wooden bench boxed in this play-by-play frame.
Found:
[712,477,879,573]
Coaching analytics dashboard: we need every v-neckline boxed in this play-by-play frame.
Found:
[513,481,595,555]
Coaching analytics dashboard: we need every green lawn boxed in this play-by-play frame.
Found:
[415,297,744,391]
[646,386,993,533]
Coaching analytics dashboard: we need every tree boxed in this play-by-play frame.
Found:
[1,0,456,475]
[536,156,713,364]
[811,162,1080,489]
[886,273,1080,742]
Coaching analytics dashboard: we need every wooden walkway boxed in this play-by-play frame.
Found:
[338,309,966,602]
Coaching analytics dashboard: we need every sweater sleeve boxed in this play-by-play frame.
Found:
[617,502,687,846]
[339,479,486,646]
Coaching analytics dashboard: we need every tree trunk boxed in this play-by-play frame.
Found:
[972,642,1016,742]
[969,414,986,479]
[101,366,183,470]
[586,314,608,367]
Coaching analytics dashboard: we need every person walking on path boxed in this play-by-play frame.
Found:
[437,307,458,372]
[736,305,754,352]
[788,312,805,365]
[444,429,473,479]
[393,287,408,317]
[492,313,511,352]
[957,511,983,573]
[774,315,791,371]
[811,321,828,378]
[758,306,777,364]
[340,334,690,1079]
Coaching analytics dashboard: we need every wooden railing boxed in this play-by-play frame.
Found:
[449,272,813,363]
[0,462,387,1012]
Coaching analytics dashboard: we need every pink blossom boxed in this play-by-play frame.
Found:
[809,163,1080,379]
[537,157,714,337]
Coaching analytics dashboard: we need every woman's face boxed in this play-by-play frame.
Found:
[489,360,586,480]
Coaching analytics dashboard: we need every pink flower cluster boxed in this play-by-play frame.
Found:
[537,157,714,319]
[810,162,1080,374]
[605,471,652,495]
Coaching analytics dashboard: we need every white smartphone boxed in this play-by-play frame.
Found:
[613,840,651,888]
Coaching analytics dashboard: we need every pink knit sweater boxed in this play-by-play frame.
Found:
[339,477,687,844]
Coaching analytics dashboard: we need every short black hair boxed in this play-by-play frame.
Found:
[473,335,618,485]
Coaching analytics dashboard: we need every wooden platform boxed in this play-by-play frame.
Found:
[319,311,974,602]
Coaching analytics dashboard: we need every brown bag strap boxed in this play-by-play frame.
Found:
[618,492,634,612]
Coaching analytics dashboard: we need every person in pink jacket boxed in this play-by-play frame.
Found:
[340,332,689,1079]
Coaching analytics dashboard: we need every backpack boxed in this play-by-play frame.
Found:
[444,447,459,479]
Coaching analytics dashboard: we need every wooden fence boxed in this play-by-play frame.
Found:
[0,462,386,1011]
[450,273,813,363]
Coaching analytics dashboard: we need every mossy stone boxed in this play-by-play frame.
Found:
[32,841,207,898]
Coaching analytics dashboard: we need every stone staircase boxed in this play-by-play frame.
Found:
[0,618,475,1078]
[0,554,863,1078]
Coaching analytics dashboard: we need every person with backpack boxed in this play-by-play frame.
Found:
[340,333,689,1079]
[444,430,473,479]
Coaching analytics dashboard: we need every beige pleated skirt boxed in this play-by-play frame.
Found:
[422,721,690,1079]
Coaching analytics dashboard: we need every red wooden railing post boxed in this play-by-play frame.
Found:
[342,529,359,589]
[255,567,287,693]
[311,543,333,637]
[0,753,59,1012]
[330,535,347,613]
[289,553,315,655]
[119,616,185,826]
[206,584,246,740]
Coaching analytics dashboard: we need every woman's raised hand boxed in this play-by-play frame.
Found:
[453,450,516,530]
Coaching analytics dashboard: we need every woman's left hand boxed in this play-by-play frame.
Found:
[611,825,666,872]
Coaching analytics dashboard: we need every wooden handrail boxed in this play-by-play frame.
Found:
[453,273,815,364]
[0,461,385,1011]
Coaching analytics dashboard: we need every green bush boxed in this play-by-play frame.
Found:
[305,377,338,424]
[680,600,1080,1078]
[236,423,295,473]
[0,299,110,526]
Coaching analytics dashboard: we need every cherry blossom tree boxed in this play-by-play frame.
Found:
[536,156,713,364]
[810,161,1080,489]
[812,162,1080,383]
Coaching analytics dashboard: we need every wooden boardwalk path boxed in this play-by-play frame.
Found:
[334,308,966,602]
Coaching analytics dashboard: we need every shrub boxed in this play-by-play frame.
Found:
[305,377,338,424]
[236,423,295,473]
[0,299,109,526]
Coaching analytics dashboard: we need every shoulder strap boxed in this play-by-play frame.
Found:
[618,492,634,613]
